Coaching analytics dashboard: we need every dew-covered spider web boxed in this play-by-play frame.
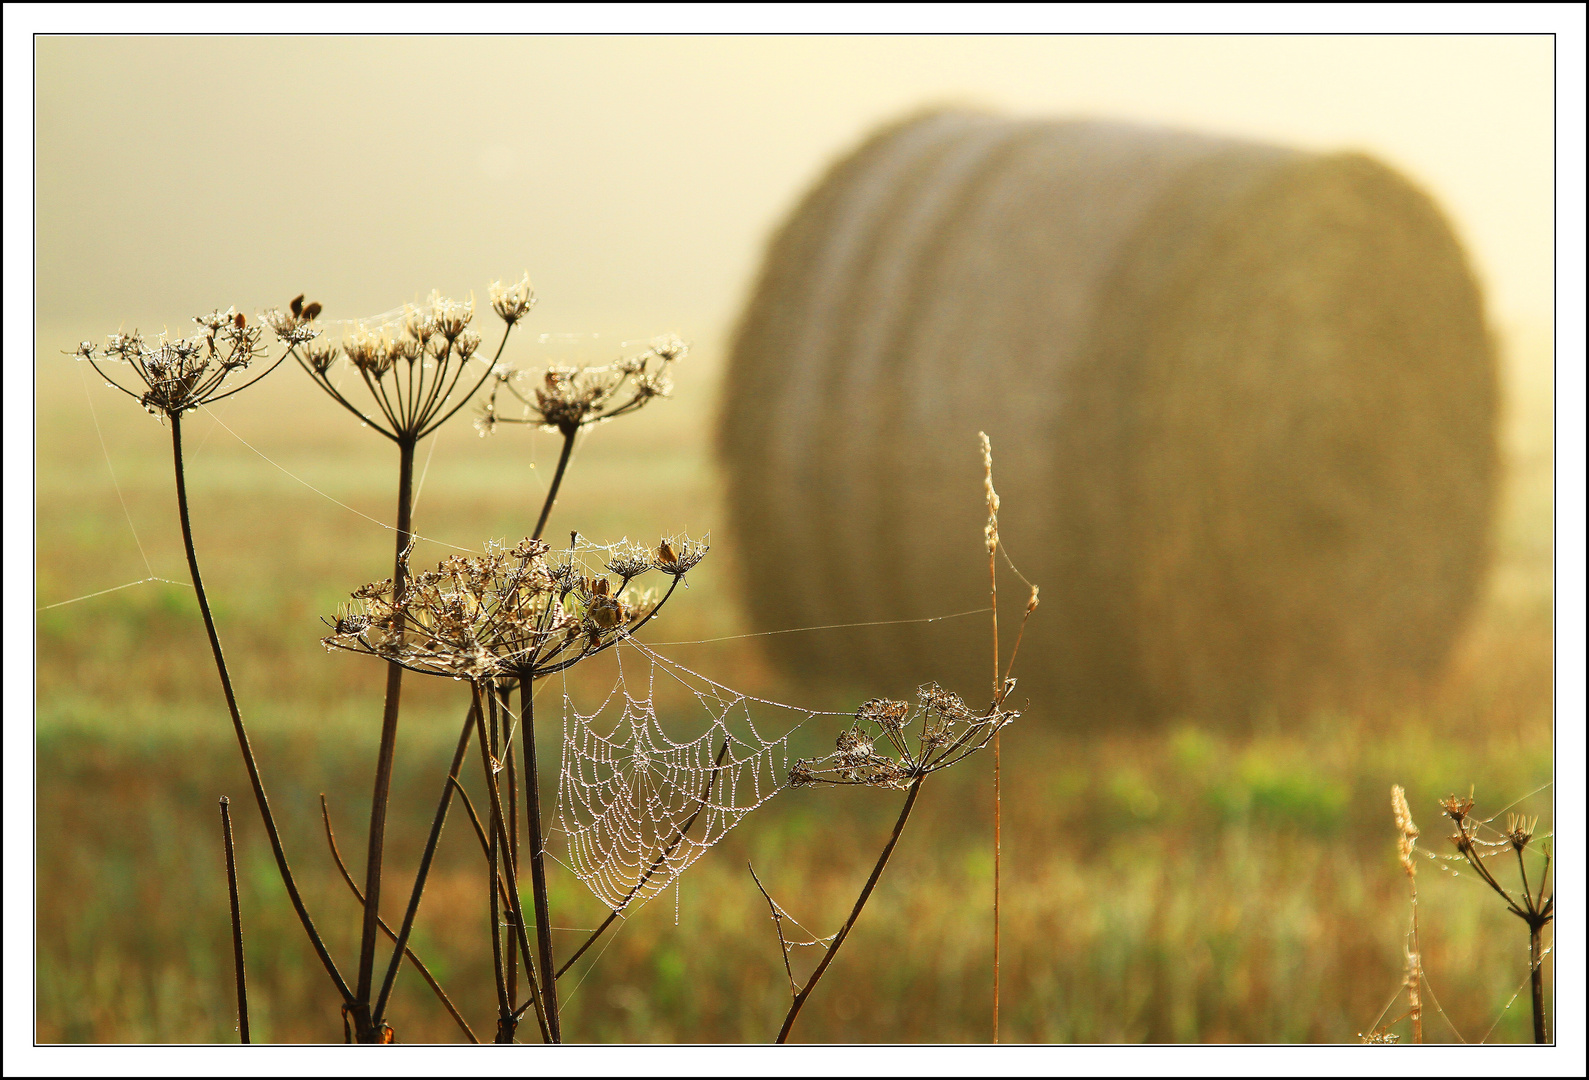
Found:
[552,636,845,915]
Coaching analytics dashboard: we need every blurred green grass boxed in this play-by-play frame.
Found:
[34,322,1553,1042]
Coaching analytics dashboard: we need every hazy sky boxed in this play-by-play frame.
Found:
[35,35,1554,342]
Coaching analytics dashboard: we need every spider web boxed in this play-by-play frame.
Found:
[552,635,841,914]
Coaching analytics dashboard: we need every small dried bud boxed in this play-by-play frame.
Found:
[489,272,536,325]
[1441,791,1475,825]
[304,342,340,375]
[654,535,707,577]
[587,593,624,631]
[300,301,322,321]
[649,333,688,363]
[857,697,910,732]
[605,541,653,583]
[430,291,474,341]
[290,295,305,318]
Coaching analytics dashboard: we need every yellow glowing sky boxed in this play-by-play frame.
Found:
[35,35,1553,341]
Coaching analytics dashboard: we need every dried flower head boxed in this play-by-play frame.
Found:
[790,682,1017,789]
[323,535,675,682]
[604,540,655,583]
[655,534,708,578]
[289,289,502,441]
[478,334,688,437]
[75,307,280,418]
[1440,790,1475,825]
[261,295,323,346]
[1391,785,1419,876]
[304,341,340,375]
[429,291,474,342]
[490,272,536,325]
[1505,814,1537,852]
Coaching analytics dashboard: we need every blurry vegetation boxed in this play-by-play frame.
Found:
[33,322,1551,1042]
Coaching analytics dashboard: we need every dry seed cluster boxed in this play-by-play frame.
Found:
[790,683,1018,789]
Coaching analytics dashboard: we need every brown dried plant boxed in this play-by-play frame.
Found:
[758,433,1037,1044]
[1366,786,1553,1046]
[72,310,354,1007]
[321,534,702,1042]
[1441,790,1554,1043]
[477,332,686,537]
[263,288,514,1039]
[73,284,1049,1048]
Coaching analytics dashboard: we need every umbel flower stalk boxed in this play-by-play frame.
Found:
[74,312,354,1006]
[1441,792,1554,1043]
[267,290,512,1039]
[477,331,686,537]
[775,686,1018,1042]
[324,532,704,1040]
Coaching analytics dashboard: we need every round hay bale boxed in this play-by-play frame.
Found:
[718,111,1498,722]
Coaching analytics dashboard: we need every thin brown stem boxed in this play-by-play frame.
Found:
[441,773,552,1043]
[519,682,561,1040]
[476,684,554,1042]
[504,685,520,1012]
[320,795,479,1044]
[748,863,798,998]
[219,797,249,1044]
[982,431,1001,1045]
[485,690,515,1041]
[170,415,351,1004]
[1530,921,1546,1043]
[777,774,926,1043]
[446,777,519,912]
[415,323,514,439]
[533,429,577,541]
[353,435,417,1041]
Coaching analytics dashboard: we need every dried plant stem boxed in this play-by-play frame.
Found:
[1531,921,1544,1041]
[777,774,925,1044]
[557,740,731,979]
[219,797,249,1044]
[353,435,418,1040]
[1530,922,1546,1043]
[319,795,479,1044]
[483,695,514,1042]
[519,681,562,1040]
[533,428,578,540]
[169,415,351,1004]
[363,435,573,1037]
[504,685,521,1012]
[475,684,556,1042]
[444,765,553,1039]
[980,431,1001,1044]
[446,778,523,913]
[1445,800,1552,1044]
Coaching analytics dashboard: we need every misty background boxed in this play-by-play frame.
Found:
[35,36,1553,345]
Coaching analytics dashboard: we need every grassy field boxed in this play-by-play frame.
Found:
[33,321,1553,1043]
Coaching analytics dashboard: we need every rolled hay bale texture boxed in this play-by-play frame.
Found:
[718,112,1498,723]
